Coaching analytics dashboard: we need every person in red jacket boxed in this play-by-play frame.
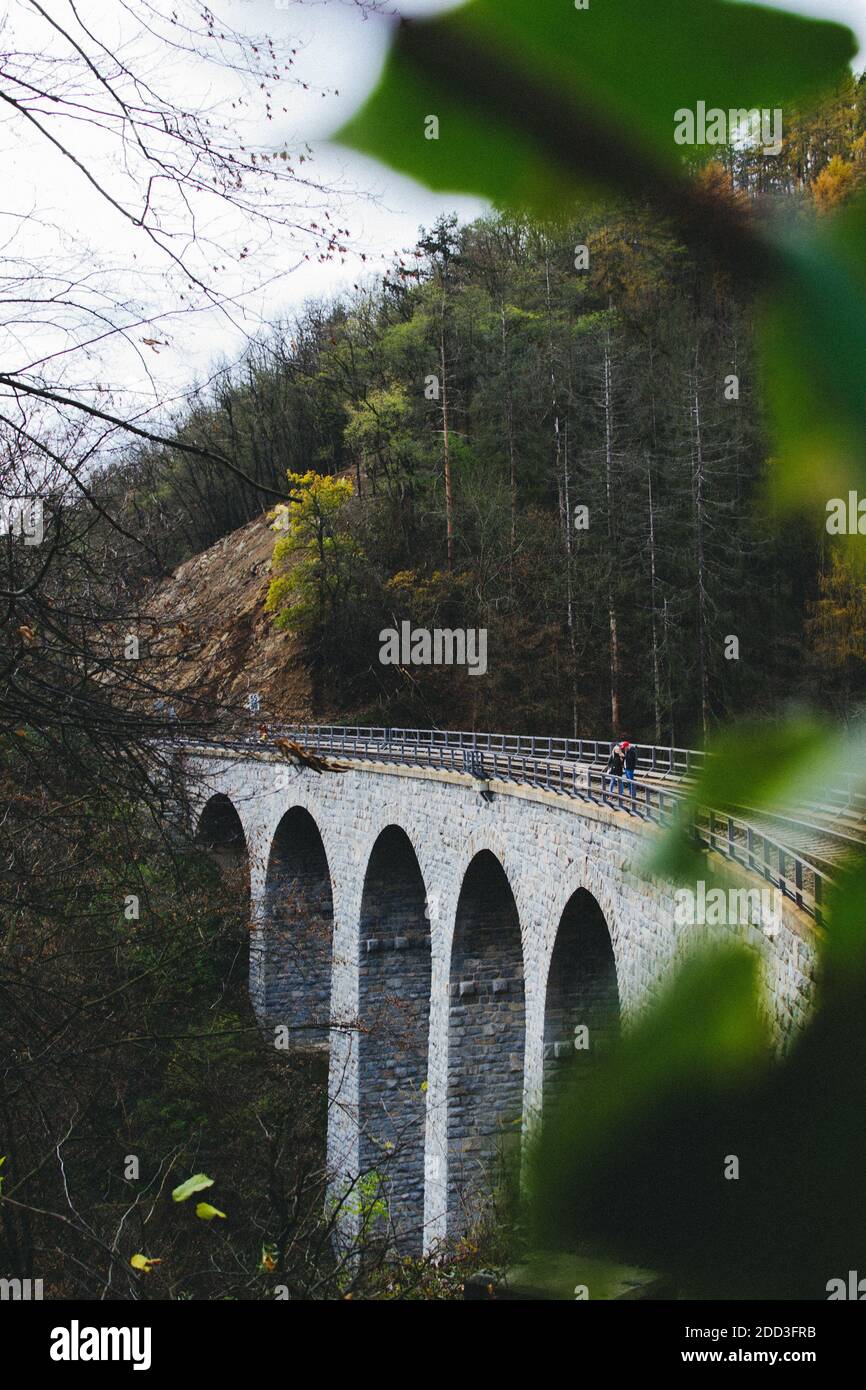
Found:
[621,740,638,800]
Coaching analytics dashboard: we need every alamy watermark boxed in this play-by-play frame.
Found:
[379,621,487,677]
[827,1271,866,1299]
[0,1276,43,1299]
[674,102,783,157]
[674,881,782,935]
[50,1321,152,1371]
[0,497,43,544]
[826,492,866,534]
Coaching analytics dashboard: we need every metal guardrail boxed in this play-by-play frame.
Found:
[275,723,706,777]
[280,726,864,817]
[182,725,831,924]
[696,806,827,925]
[804,781,866,816]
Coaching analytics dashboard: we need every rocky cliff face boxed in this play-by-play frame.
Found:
[146,513,333,724]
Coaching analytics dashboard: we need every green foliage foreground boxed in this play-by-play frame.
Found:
[336,0,866,1296]
[527,895,866,1300]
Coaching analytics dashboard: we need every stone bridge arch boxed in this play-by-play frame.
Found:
[259,805,335,1052]
[196,792,249,875]
[542,888,621,1112]
[194,791,252,973]
[357,825,431,1250]
[447,848,525,1235]
[418,819,531,1245]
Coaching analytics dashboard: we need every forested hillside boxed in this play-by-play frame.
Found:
[121,75,866,742]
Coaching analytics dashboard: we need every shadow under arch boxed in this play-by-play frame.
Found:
[358,825,431,1252]
[194,791,252,1003]
[262,806,334,1053]
[543,887,621,1111]
[196,793,248,878]
[448,849,525,1236]
[196,793,251,918]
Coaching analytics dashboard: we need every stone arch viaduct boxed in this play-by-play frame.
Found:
[185,731,821,1253]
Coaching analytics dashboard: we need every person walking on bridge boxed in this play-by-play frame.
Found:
[605,743,624,796]
[621,740,638,800]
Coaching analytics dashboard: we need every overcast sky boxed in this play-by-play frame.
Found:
[3,0,865,418]
[162,0,866,335]
[1,0,485,419]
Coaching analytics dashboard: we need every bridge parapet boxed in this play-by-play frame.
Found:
[183,727,831,924]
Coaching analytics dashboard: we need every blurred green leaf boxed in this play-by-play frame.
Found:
[680,715,862,812]
[650,715,866,885]
[171,1172,214,1203]
[335,0,855,211]
[529,862,866,1298]
[761,195,866,512]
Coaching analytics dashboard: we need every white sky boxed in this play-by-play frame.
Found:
[2,0,865,419]
[0,0,483,421]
